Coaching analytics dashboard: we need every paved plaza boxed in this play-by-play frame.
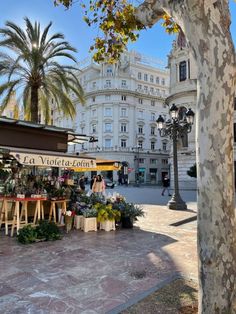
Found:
[0,187,197,313]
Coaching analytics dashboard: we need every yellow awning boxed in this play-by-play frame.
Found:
[73,159,121,172]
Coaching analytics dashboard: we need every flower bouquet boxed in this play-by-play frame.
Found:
[64,210,75,233]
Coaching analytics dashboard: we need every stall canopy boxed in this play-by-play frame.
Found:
[72,159,121,172]
[0,147,96,169]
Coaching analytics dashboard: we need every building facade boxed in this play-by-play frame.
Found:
[54,51,171,184]
[166,34,197,189]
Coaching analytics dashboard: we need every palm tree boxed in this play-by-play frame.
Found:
[0,17,84,123]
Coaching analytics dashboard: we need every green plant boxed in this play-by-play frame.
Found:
[120,203,145,220]
[96,203,120,222]
[17,225,37,244]
[35,220,61,241]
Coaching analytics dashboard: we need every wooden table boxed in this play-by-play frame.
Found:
[0,197,46,236]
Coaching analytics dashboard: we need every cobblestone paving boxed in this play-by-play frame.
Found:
[0,203,197,314]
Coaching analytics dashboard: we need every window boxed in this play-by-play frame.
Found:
[162,142,167,151]
[138,110,143,118]
[121,139,127,148]
[92,109,96,116]
[179,61,187,81]
[150,159,157,164]
[234,98,236,110]
[138,98,143,104]
[104,108,112,116]
[121,95,126,101]
[139,158,144,163]
[156,77,160,84]
[150,75,154,82]
[151,112,155,121]
[105,95,110,100]
[107,67,113,76]
[151,142,155,150]
[105,139,112,148]
[150,88,154,94]
[162,78,165,85]
[138,126,143,134]
[138,72,142,79]
[144,86,148,93]
[121,80,127,87]
[121,123,127,132]
[151,100,155,106]
[156,89,160,95]
[138,140,143,148]
[162,159,168,165]
[92,96,96,102]
[151,126,155,135]
[92,81,96,88]
[144,74,148,81]
[121,108,127,117]
[137,84,142,90]
[105,123,112,132]
[92,124,97,133]
[105,80,111,87]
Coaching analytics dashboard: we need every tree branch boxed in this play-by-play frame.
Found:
[134,0,166,27]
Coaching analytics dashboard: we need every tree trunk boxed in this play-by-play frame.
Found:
[30,86,39,123]
[136,1,236,312]
[179,3,236,312]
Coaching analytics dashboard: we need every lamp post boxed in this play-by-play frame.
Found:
[132,145,141,187]
[156,104,195,210]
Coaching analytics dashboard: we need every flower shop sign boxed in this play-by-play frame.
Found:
[11,152,96,168]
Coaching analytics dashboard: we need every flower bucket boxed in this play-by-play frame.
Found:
[82,217,97,232]
[121,217,133,229]
[100,220,116,232]
[74,215,84,230]
[64,215,73,233]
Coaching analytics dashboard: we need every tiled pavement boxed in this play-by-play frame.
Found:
[0,204,197,314]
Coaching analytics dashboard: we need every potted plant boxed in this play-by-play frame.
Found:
[81,207,98,232]
[72,202,84,230]
[95,203,120,231]
[119,202,145,228]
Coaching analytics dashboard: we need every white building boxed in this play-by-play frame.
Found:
[54,51,171,184]
[166,33,197,189]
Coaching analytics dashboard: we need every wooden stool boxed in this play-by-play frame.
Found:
[49,199,68,224]
[0,198,15,235]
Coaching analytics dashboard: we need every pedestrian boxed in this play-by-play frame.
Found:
[90,175,96,190]
[92,174,105,197]
[79,175,86,192]
[161,175,171,196]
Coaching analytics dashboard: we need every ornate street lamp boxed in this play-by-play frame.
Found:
[156,104,195,210]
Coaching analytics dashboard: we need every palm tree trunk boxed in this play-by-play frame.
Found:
[30,86,39,123]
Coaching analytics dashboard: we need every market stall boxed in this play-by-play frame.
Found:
[0,117,97,235]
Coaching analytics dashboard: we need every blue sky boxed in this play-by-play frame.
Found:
[0,0,236,66]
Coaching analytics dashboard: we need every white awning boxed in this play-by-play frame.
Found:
[8,149,96,169]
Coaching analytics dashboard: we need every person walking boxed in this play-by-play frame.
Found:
[90,175,96,190]
[161,175,171,196]
[92,174,105,197]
